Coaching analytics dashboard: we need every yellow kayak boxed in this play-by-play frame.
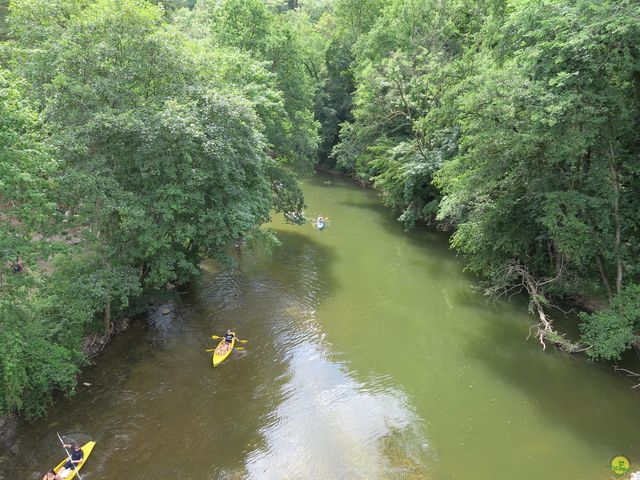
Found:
[212,332,236,367]
[53,441,96,479]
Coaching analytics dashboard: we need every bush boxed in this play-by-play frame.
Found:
[580,285,640,361]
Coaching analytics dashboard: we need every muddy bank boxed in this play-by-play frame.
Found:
[0,303,179,435]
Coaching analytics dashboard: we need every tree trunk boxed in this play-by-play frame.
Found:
[609,144,623,295]
[547,241,554,270]
[104,299,111,335]
[139,263,149,282]
[520,271,554,350]
[595,253,614,303]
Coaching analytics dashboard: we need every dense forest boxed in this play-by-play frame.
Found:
[0,0,639,418]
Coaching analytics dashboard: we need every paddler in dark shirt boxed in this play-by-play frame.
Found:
[58,443,83,478]
[218,329,234,354]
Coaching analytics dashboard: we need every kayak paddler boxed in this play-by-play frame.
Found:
[57,443,83,478]
[42,469,62,480]
[217,329,234,354]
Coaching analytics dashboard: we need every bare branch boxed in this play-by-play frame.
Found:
[614,366,640,389]
[487,260,585,352]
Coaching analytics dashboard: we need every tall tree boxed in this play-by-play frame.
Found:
[1,0,316,415]
[199,0,320,167]
[435,0,640,348]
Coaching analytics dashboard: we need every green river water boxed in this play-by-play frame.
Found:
[1,173,639,479]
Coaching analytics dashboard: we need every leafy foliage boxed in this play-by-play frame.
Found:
[0,0,323,417]
[580,285,640,361]
[195,0,320,168]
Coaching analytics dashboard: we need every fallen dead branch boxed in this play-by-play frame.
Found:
[488,259,586,352]
[613,366,640,389]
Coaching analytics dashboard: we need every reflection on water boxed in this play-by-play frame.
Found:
[244,331,429,479]
[198,270,247,312]
[201,255,433,479]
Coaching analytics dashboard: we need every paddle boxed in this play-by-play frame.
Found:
[205,346,245,353]
[56,432,84,480]
[211,335,248,343]
[205,346,246,352]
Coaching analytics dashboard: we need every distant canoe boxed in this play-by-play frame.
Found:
[316,219,325,230]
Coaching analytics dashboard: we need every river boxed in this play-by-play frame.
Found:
[1,173,639,479]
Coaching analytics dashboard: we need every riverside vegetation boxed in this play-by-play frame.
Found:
[1,0,639,419]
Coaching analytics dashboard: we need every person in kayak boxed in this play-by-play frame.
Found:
[217,329,234,354]
[316,216,324,228]
[42,469,62,480]
[57,443,83,478]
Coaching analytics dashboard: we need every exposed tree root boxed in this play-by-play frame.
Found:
[613,366,640,389]
[82,317,130,359]
[489,260,586,353]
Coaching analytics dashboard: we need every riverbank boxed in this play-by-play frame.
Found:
[0,317,128,436]
[0,302,180,435]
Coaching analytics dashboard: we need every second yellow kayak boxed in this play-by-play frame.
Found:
[212,332,236,367]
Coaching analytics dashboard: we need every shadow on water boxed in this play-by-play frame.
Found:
[321,176,458,258]
[189,229,341,317]
[465,313,640,454]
